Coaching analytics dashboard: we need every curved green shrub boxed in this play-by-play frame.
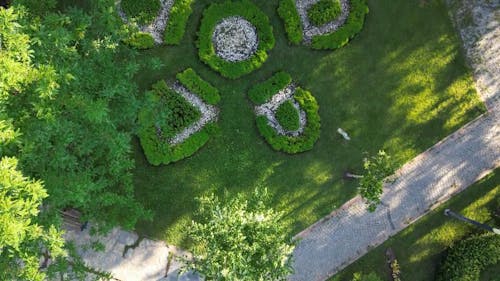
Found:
[436,234,500,281]
[307,0,342,27]
[248,71,292,104]
[197,0,275,79]
[164,0,194,45]
[121,0,161,25]
[311,0,369,50]
[176,68,220,105]
[277,0,303,44]
[276,100,300,131]
[126,32,155,49]
[138,78,220,166]
[256,87,320,154]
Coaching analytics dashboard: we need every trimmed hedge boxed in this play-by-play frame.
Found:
[276,100,300,131]
[164,0,194,45]
[436,234,500,281]
[176,68,220,105]
[121,0,161,25]
[248,71,292,104]
[277,0,303,44]
[311,0,369,50]
[126,32,155,49]
[197,0,275,79]
[256,87,320,154]
[138,78,220,166]
[307,0,342,27]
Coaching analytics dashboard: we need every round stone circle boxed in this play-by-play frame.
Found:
[212,17,258,62]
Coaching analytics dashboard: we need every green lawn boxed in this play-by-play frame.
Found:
[131,0,484,246]
[330,169,499,281]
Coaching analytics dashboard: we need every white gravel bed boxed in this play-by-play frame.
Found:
[295,0,350,43]
[255,84,307,137]
[116,0,174,44]
[212,16,259,62]
[168,83,219,145]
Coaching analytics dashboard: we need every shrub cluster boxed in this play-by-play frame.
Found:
[121,0,161,25]
[248,71,292,104]
[197,0,275,79]
[307,0,342,27]
[138,78,220,166]
[311,0,369,50]
[126,32,155,49]
[164,0,194,45]
[275,100,300,131]
[436,233,500,281]
[277,0,303,45]
[176,68,220,105]
[256,87,320,154]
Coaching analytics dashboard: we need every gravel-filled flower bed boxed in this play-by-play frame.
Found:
[212,16,258,62]
[197,0,275,79]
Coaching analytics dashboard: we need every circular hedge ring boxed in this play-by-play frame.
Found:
[197,0,275,79]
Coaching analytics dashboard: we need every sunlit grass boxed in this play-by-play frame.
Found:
[130,0,485,247]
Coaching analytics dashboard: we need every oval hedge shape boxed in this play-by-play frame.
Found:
[197,0,275,79]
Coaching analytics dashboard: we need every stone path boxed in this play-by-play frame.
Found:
[64,1,498,280]
[289,0,499,280]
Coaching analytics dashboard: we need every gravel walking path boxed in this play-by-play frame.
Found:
[289,0,499,280]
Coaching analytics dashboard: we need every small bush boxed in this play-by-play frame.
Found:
[307,0,341,27]
[276,100,300,131]
[248,71,292,104]
[164,0,194,45]
[197,0,275,79]
[176,68,220,105]
[121,0,161,25]
[311,0,369,50]
[138,79,220,166]
[256,87,320,154]
[436,233,500,281]
[126,32,155,49]
[277,0,303,44]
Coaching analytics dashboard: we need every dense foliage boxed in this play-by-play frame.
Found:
[248,71,292,104]
[277,0,303,44]
[358,151,395,212]
[256,88,320,154]
[1,0,149,234]
[121,0,161,25]
[197,0,275,79]
[437,234,500,281]
[276,100,300,131]
[164,0,194,45]
[138,77,220,166]
[351,272,383,281]
[307,0,342,26]
[184,189,295,280]
[311,0,369,50]
[126,31,155,49]
[0,157,65,281]
[176,68,220,105]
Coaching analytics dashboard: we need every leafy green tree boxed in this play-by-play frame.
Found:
[184,189,295,281]
[358,150,396,212]
[1,1,150,232]
[0,156,65,281]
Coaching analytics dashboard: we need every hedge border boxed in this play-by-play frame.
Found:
[436,234,500,281]
[197,0,275,79]
[277,0,303,45]
[248,71,292,105]
[250,73,321,154]
[121,0,162,25]
[307,0,342,27]
[176,68,220,105]
[138,73,220,166]
[126,31,156,50]
[164,0,195,45]
[311,0,369,50]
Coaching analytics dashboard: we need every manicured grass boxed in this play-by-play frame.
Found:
[329,170,500,281]
[132,0,484,247]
